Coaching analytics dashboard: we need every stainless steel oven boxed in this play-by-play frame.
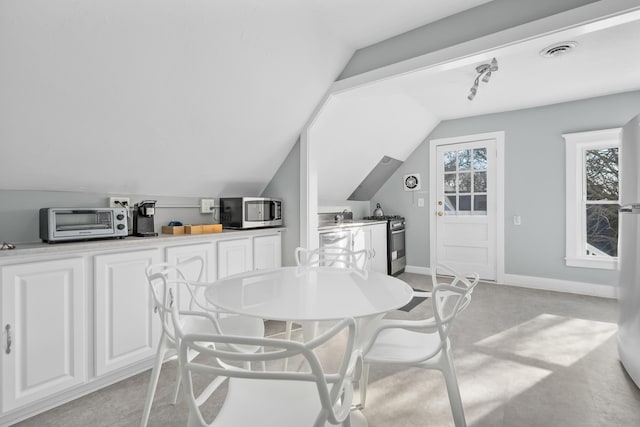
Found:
[388,218,406,276]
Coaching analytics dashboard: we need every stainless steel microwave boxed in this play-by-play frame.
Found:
[39,207,128,242]
[220,197,283,229]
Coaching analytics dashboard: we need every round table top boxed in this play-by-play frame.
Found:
[204,266,414,322]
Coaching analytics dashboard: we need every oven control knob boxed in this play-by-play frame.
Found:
[117,224,125,230]
[116,214,125,221]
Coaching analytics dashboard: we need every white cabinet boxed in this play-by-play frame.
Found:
[166,243,215,309]
[319,224,388,274]
[94,249,161,376]
[253,234,282,270]
[1,258,87,412]
[217,238,252,279]
[366,223,388,274]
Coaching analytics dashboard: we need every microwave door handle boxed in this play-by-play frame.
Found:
[272,201,281,220]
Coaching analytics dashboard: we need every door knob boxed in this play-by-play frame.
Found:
[437,211,444,217]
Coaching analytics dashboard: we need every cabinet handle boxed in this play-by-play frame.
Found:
[5,324,11,355]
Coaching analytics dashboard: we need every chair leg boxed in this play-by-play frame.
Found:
[285,320,293,340]
[171,366,182,404]
[140,335,170,427]
[358,363,370,409]
[440,350,467,427]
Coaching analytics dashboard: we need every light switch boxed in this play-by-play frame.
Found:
[417,198,425,207]
[513,215,522,225]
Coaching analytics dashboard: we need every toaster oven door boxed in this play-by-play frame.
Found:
[53,209,115,238]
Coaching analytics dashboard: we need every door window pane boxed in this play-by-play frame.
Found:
[473,148,487,170]
[458,173,471,192]
[585,148,618,201]
[474,195,487,213]
[444,174,456,193]
[459,196,471,212]
[474,171,487,192]
[586,204,618,257]
[458,150,471,171]
[444,151,456,172]
[444,196,456,212]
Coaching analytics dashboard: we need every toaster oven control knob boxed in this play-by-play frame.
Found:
[116,214,125,221]
[117,224,126,230]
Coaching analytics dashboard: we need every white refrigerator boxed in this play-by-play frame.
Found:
[618,114,640,388]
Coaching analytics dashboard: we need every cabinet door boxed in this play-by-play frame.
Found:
[166,243,215,310]
[367,224,388,274]
[1,258,87,412]
[217,238,252,279]
[253,234,282,270]
[94,249,161,376]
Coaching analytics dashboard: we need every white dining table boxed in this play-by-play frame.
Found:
[204,266,413,326]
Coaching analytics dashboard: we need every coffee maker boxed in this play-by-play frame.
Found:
[133,200,158,237]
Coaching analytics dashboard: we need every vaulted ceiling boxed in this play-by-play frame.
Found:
[0,0,490,197]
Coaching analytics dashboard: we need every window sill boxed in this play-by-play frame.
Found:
[565,256,619,270]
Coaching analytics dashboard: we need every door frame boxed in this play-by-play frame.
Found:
[429,131,505,283]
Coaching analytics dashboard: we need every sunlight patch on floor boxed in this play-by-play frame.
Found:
[474,313,617,367]
[364,352,551,426]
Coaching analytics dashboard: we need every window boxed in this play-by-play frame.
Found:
[563,128,621,269]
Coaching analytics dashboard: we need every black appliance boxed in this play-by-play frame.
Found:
[363,215,406,276]
[133,200,158,237]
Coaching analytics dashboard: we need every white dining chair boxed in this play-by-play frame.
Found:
[295,246,371,271]
[140,259,265,427]
[178,316,367,427]
[359,270,479,427]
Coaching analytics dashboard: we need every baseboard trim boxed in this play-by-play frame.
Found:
[501,273,617,299]
[404,266,617,299]
[405,265,432,275]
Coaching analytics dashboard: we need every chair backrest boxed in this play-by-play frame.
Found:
[145,256,217,343]
[295,246,371,272]
[431,283,475,345]
[179,317,359,427]
[431,263,480,293]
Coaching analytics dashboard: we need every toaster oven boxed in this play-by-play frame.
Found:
[39,208,128,243]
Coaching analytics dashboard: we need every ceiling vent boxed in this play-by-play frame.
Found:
[540,41,578,58]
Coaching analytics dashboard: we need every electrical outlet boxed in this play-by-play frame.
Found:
[109,197,130,208]
[200,198,215,213]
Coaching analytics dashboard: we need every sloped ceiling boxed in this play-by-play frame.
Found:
[313,3,640,201]
[0,0,490,197]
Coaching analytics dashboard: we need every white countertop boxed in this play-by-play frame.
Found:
[317,219,387,232]
[0,227,285,258]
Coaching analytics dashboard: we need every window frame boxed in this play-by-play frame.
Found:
[563,128,621,270]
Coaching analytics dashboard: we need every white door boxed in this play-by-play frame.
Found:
[433,136,500,280]
[218,238,252,279]
[94,249,161,376]
[253,234,282,270]
[1,258,87,411]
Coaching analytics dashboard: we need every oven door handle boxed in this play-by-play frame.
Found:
[391,229,405,234]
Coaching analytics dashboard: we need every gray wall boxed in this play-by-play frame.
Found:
[373,90,640,285]
[0,190,217,244]
[339,0,597,79]
[261,140,300,266]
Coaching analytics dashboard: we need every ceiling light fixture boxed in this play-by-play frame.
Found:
[467,57,498,101]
